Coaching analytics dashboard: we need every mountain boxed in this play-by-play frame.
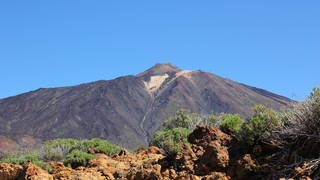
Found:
[0,63,293,150]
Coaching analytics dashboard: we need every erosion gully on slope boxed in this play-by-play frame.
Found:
[139,93,155,145]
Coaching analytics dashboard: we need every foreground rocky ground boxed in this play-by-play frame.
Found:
[1,126,319,180]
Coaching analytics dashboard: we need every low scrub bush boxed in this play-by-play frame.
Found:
[42,138,120,162]
[241,105,280,145]
[63,150,94,168]
[43,138,84,162]
[151,127,190,156]
[0,150,51,170]
[82,138,121,156]
[219,114,244,134]
[1,150,42,166]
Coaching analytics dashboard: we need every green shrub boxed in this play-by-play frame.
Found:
[82,138,121,156]
[63,150,94,168]
[241,105,280,145]
[151,127,190,156]
[1,150,46,168]
[219,114,244,134]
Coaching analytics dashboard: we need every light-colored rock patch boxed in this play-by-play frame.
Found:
[175,70,193,79]
[144,74,169,92]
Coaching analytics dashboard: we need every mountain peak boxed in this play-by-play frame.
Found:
[153,63,179,70]
[138,63,181,77]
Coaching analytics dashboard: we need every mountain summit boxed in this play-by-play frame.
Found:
[0,64,293,150]
[138,63,181,77]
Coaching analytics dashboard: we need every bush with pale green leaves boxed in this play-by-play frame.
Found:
[219,114,244,134]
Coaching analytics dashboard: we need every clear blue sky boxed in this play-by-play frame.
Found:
[0,1,319,100]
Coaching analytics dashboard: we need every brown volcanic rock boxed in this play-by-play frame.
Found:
[199,140,230,171]
[46,162,105,180]
[52,168,105,180]
[0,163,24,180]
[88,153,130,176]
[86,146,165,179]
[188,126,232,147]
[126,164,163,180]
[187,126,232,173]
[0,63,293,151]
[175,144,198,174]
[228,154,258,179]
[24,163,53,180]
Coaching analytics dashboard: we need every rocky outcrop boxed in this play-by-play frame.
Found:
[1,125,319,179]
[24,163,53,180]
[0,163,23,180]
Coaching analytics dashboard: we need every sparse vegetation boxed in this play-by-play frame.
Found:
[42,138,120,162]
[0,138,120,169]
[0,150,51,170]
[1,150,42,166]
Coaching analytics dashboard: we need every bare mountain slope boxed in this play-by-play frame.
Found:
[0,63,293,149]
